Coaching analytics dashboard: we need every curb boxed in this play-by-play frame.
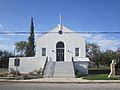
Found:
[1,79,120,84]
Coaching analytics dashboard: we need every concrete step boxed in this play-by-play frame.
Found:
[53,61,75,78]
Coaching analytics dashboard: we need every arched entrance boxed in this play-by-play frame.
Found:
[56,41,64,61]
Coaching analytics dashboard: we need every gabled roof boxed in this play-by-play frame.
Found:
[36,24,85,40]
[49,24,73,33]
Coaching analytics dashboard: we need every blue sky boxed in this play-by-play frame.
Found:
[0,0,120,52]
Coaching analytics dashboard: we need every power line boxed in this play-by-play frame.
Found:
[0,31,120,35]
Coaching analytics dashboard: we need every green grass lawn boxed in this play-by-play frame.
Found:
[83,74,120,80]
[89,66,110,70]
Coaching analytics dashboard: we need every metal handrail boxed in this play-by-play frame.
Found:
[42,56,48,76]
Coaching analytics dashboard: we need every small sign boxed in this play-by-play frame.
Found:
[14,58,20,66]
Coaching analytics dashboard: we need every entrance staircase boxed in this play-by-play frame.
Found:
[53,62,75,78]
[43,61,75,78]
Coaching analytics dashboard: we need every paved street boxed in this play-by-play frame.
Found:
[0,82,120,90]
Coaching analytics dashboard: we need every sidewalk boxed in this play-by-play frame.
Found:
[1,78,120,83]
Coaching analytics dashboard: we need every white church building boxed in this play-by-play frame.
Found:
[9,18,90,78]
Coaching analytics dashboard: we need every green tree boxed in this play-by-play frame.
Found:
[86,43,119,67]
[0,50,12,68]
[15,41,27,56]
[102,50,117,66]
[116,47,120,61]
[86,43,102,68]
[26,17,35,57]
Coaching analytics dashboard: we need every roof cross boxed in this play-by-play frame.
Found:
[59,13,63,30]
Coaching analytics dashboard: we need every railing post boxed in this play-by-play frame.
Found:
[72,57,76,76]
[72,57,73,61]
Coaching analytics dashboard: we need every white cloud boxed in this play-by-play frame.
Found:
[0,24,3,28]
[92,34,105,40]
[4,34,29,36]
[86,34,120,51]
[98,39,120,51]
[80,34,92,38]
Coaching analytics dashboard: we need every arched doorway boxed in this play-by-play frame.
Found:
[56,41,64,61]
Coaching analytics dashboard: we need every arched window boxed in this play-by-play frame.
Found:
[56,41,64,48]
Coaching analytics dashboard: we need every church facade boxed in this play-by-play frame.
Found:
[36,24,86,61]
[9,22,89,78]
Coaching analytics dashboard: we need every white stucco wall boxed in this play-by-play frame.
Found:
[35,25,86,62]
[9,57,46,73]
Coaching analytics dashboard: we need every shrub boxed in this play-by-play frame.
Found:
[0,73,8,77]
[75,70,86,78]
[88,68,110,74]
[9,68,20,75]
[83,74,120,80]
[29,68,42,75]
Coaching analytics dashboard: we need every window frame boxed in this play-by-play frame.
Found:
[42,48,46,56]
[75,48,79,56]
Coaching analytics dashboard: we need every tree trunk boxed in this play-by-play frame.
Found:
[96,63,99,68]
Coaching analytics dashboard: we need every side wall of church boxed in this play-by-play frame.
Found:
[9,57,46,73]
